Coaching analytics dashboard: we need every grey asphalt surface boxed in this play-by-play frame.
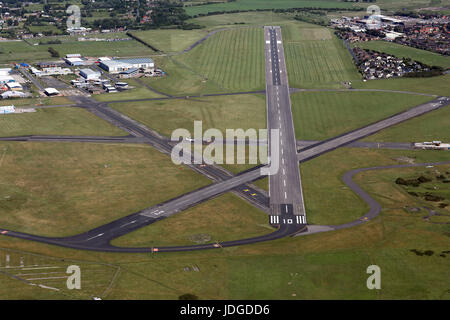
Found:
[265,26,306,223]
[0,135,148,144]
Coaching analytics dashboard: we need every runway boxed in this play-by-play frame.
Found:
[264,26,306,226]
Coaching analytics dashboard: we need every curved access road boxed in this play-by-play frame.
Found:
[296,161,450,236]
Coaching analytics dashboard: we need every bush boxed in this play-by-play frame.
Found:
[424,193,444,202]
[179,293,199,300]
[418,176,432,183]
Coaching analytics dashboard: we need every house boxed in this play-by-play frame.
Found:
[79,68,101,80]
[37,62,58,69]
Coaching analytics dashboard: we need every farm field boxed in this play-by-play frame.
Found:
[283,23,361,89]
[364,106,450,143]
[0,142,210,237]
[130,29,210,53]
[110,93,266,138]
[174,27,265,92]
[0,107,126,137]
[351,73,450,97]
[185,0,355,16]
[112,193,271,248]
[354,41,450,69]
[1,149,449,299]
[290,91,432,141]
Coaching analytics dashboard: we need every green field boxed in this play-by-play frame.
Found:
[110,93,266,138]
[0,36,153,64]
[0,107,126,137]
[301,147,450,226]
[185,0,355,16]
[188,11,295,28]
[174,27,265,92]
[141,56,226,95]
[1,96,73,107]
[1,148,449,299]
[365,105,450,143]
[27,25,64,35]
[112,193,271,247]
[352,73,450,97]
[291,91,432,141]
[0,41,53,64]
[0,142,210,237]
[130,29,210,53]
[283,23,361,89]
[354,41,450,69]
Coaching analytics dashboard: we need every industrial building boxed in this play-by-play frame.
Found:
[65,57,85,66]
[99,58,154,74]
[6,82,22,91]
[80,68,101,80]
[31,66,72,77]
[0,105,15,114]
[44,88,60,96]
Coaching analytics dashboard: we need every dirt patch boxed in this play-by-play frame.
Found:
[188,233,211,244]
[394,156,415,164]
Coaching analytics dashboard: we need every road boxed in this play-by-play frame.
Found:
[17,67,44,91]
[0,135,148,144]
[264,26,306,226]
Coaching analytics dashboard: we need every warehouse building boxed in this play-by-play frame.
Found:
[44,88,60,96]
[80,68,101,80]
[6,82,22,91]
[99,58,154,74]
[64,57,84,66]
